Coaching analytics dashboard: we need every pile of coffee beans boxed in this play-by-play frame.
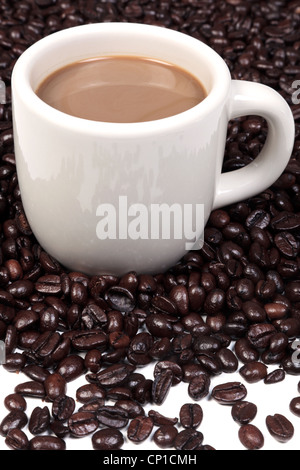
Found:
[0,0,299,450]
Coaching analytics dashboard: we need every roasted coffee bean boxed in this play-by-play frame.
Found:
[0,409,28,437]
[3,353,26,372]
[211,382,247,405]
[238,424,264,450]
[231,401,258,425]
[149,337,172,360]
[235,338,260,363]
[151,295,177,316]
[180,403,203,429]
[169,285,189,316]
[13,309,39,331]
[264,369,285,384]
[49,420,69,439]
[52,395,76,421]
[109,331,130,349]
[68,412,98,437]
[216,347,239,372]
[145,313,173,338]
[84,349,102,373]
[239,362,268,383]
[4,393,27,412]
[92,428,124,450]
[188,374,211,401]
[56,355,86,382]
[14,381,45,398]
[285,281,300,302]
[78,399,106,414]
[132,378,153,405]
[7,280,34,299]
[44,372,66,401]
[35,275,62,295]
[174,428,204,450]
[71,330,107,352]
[76,384,105,404]
[269,332,288,354]
[289,397,300,417]
[148,410,178,427]
[153,425,178,449]
[266,414,294,443]
[39,307,59,332]
[154,361,183,385]
[5,429,29,450]
[282,355,300,375]
[105,286,135,312]
[196,352,223,375]
[127,415,153,443]
[28,406,50,435]
[96,363,135,387]
[114,400,144,419]
[242,300,266,323]
[22,364,50,383]
[247,323,276,349]
[106,386,132,401]
[96,405,129,429]
[29,436,66,451]
[193,335,221,354]
[152,369,173,405]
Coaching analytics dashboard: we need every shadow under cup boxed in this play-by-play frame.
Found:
[11,23,233,276]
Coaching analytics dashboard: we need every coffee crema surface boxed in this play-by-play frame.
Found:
[36,56,207,123]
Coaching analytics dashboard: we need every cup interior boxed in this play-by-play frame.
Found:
[13,23,231,129]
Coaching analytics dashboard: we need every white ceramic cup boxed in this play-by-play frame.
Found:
[11,22,295,276]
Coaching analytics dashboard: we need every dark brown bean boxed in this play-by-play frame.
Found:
[266,414,294,443]
[231,401,258,425]
[56,355,86,382]
[14,381,45,398]
[76,384,105,404]
[22,364,50,383]
[264,369,285,384]
[44,373,66,401]
[238,424,264,450]
[68,412,98,437]
[114,400,144,419]
[96,363,135,387]
[247,323,276,349]
[216,347,239,372]
[152,369,173,405]
[179,403,203,429]
[92,428,124,450]
[148,410,178,426]
[5,429,29,450]
[4,393,27,412]
[96,405,129,429]
[239,362,268,383]
[28,406,50,435]
[127,415,153,443]
[154,361,183,385]
[188,374,211,401]
[153,425,178,449]
[52,395,76,421]
[235,338,260,363]
[289,397,300,417]
[29,436,66,450]
[211,382,247,405]
[0,410,28,436]
[174,428,204,450]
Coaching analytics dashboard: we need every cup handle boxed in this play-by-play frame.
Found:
[213,80,295,210]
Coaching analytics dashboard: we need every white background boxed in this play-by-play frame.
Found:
[0,356,300,451]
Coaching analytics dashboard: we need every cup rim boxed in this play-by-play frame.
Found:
[12,22,231,137]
